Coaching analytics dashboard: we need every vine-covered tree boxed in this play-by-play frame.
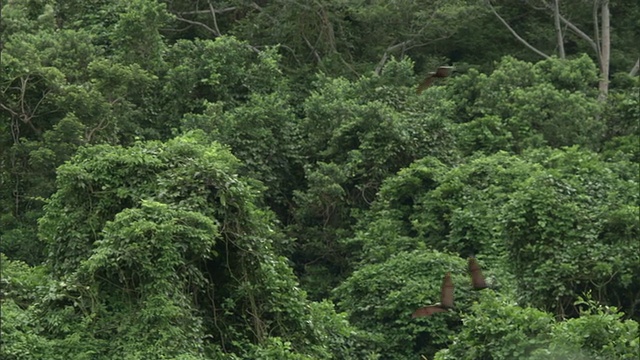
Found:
[1,133,371,359]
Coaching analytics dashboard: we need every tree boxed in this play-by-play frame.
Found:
[0,0,164,264]
[31,133,364,358]
[502,147,640,320]
[448,56,604,154]
[1,0,88,264]
[0,2,293,264]
[601,79,640,162]
[181,89,301,221]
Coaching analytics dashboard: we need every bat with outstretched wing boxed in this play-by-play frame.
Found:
[411,257,490,319]
[411,272,454,318]
[416,66,453,94]
[468,257,488,290]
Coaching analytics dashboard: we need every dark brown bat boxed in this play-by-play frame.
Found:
[416,66,453,94]
[468,257,488,290]
[411,272,454,318]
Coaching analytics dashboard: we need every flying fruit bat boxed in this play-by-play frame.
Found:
[468,257,488,290]
[416,66,453,94]
[412,258,489,318]
[411,272,454,318]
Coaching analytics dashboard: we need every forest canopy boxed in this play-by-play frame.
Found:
[1,0,639,359]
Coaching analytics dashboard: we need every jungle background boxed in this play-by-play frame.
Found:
[1,0,639,359]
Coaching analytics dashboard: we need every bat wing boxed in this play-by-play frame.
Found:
[411,305,447,318]
[411,272,454,319]
[468,257,488,290]
[434,66,453,78]
[440,272,455,308]
[416,75,436,94]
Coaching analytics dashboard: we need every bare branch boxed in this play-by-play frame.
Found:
[245,44,261,54]
[250,2,264,12]
[552,0,565,58]
[85,116,110,143]
[29,89,51,122]
[375,41,411,75]
[404,36,452,52]
[20,77,29,117]
[174,15,219,37]
[339,55,360,77]
[207,1,222,38]
[178,10,212,15]
[487,1,550,59]
[0,99,18,117]
[554,13,599,56]
[177,7,236,15]
[302,34,322,64]
[593,0,602,62]
[250,2,278,23]
[374,52,389,76]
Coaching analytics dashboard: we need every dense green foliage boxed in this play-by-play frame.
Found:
[1,0,639,359]
[435,293,639,360]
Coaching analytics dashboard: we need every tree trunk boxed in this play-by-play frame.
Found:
[553,0,565,58]
[598,0,610,100]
